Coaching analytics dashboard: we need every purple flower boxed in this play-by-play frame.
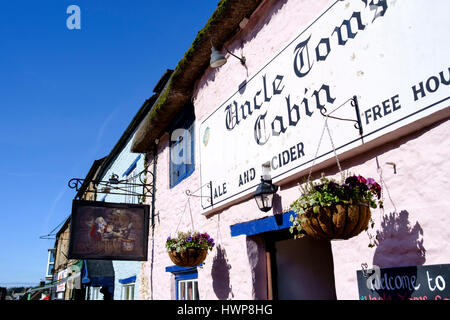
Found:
[186,236,193,242]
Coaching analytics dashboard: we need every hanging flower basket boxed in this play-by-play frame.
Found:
[168,248,209,267]
[290,173,382,241]
[298,202,372,240]
[166,231,215,267]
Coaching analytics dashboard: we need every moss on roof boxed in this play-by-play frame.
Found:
[131,0,262,153]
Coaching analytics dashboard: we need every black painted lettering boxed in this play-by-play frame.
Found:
[272,75,285,95]
[290,146,297,161]
[365,108,372,125]
[249,168,256,181]
[368,0,388,23]
[439,67,450,85]
[315,38,331,61]
[282,150,290,166]
[263,74,272,102]
[239,100,252,120]
[372,105,382,121]
[293,35,314,78]
[312,84,336,111]
[382,99,391,115]
[296,142,305,157]
[392,94,401,111]
[332,11,365,46]
[224,102,240,130]
[286,95,300,127]
[302,89,314,117]
[425,76,440,93]
[271,156,278,170]
[254,90,262,110]
[254,112,270,145]
[271,116,287,136]
[412,82,426,101]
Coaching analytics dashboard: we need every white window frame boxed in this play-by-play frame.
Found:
[45,249,55,278]
[91,287,101,300]
[177,279,199,300]
[121,283,135,300]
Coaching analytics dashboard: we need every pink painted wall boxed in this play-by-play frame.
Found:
[139,0,450,300]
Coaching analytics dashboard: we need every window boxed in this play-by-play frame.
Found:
[177,279,199,300]
[169,104,195,188]
[119,275,136,300]
[45,249,55,279]
[121,283,135,300]
[165,265,200,300]
[91,287,101,300]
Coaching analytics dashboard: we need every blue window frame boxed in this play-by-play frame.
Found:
[166,265,199,300]
[169,105,195,188]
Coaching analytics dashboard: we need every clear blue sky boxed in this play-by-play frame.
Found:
[0,0,218,287]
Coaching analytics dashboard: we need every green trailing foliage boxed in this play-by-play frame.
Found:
[289,172,382,241]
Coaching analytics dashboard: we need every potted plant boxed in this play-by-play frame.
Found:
[289,173,382,242]
[166,231,215,267]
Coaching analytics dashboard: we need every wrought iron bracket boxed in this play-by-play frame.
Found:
[68,169,154,200]
[320,95,363,136]
[185,181,213,206]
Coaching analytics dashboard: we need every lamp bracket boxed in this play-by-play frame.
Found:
[225,48,246,66]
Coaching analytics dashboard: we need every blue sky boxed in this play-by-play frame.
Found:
[0,0,218,287]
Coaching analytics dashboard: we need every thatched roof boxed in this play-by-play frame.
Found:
[131,0,263,153]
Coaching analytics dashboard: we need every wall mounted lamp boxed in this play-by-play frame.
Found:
[210,45,246,68]
[253,162,278,212]
[254,177,279,212]
[108,173,120,185]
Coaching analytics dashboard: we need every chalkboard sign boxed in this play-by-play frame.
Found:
[357,264,450,300]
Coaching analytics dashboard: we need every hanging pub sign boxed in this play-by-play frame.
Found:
[68,200,149,261]
[199,0,450,214]
[357,264,450,300]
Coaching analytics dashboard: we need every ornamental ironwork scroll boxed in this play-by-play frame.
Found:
[68,169,154,200]
[319,95,363,136]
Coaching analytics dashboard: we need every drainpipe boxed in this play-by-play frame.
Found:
[151,141,158,227]
[150,139,158,300]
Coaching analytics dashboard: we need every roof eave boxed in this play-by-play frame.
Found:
[131,0,263,153]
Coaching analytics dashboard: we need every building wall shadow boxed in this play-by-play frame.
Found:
[211,245,233,300]
[373,210,426,268]
[368,210,426,300]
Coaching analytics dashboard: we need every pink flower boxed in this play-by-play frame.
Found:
[357,175,367,184]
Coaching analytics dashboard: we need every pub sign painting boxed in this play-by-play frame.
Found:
[68,200,149,261]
